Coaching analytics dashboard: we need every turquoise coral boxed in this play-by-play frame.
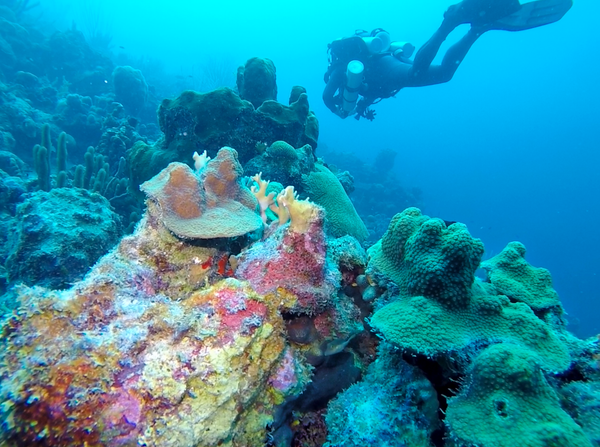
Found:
[445,343,592,447]
[368,208,571,372]
[368,207,484,307]
[369,282,571,371]
[363,206,600,446]
[302,163,368,242]
[481,241,562,313]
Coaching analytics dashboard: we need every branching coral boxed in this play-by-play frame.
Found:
[250,172,275,224]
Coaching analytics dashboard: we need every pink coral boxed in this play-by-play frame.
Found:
[100,389,142,442]
[235,206,337,315]
[269,348,298,392]
[0,252,286,447]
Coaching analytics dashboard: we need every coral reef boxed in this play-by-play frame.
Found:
[367,208,570,371]
[0,146,367,446]
[325,342,439,447]
[4,187,123,290]
[129,81,318,188]
[354,206,599,447]
[0,6,596,447]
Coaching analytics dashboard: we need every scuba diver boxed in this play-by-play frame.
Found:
[323,0,573,121]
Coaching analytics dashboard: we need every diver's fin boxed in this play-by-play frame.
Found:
[445,0,522,26]
[488,0,573,31]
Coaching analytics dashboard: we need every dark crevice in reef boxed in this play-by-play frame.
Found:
[404,353,465,446]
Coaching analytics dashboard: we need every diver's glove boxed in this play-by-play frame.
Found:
[355,107,376,121]
[364,108,377,121]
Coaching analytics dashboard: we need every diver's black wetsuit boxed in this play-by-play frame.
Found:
[323,15,483,119]
[324,0,572,120]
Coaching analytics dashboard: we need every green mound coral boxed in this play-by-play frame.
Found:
[266,140,298,163]
[367,207,572,372]
[369,283,571,372]
[368,207,484,308]
[446,343,592,447]
[302,163,368,242]
[481,241,562,313]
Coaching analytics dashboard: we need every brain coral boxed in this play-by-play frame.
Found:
[244,141,315,193]
[266,140,298,162]
[481,241,562,313]
[141,147,262,239]
[302,163,368,242]
[446,343,592,447]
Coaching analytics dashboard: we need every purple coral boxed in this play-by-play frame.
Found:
[269,348,299,393]
[235,210,336,315]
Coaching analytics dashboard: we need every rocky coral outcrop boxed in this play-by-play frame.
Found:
[0,147,367,446]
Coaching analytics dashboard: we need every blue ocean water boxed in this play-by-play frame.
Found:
[44,0,597,335]
[1,0,599,445]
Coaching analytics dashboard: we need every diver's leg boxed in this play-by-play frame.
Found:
[409,18,458,80]
[406,0,528,87]
[409,26,483,87]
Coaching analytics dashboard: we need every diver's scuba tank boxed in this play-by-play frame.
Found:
[361,30,391,54]
[389,41,415,60]
[342,60,364,113]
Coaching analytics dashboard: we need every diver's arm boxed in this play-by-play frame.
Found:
[354,96,374,119]
[322,67,345,114]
